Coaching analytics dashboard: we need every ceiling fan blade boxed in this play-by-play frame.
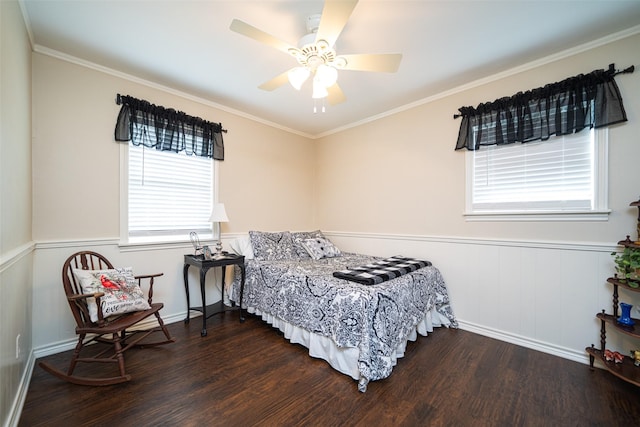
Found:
[315,0,359,48]
[337,53,403,73]
[230,19,295,55]
[327,83,346,105]
[258,70,292,91]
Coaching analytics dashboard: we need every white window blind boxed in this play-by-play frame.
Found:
[467,128,608,217]
[128,144,213,241]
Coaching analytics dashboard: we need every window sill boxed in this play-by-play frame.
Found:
[118,240,191,252]
[119,237,215,252]
[463,210,611,222]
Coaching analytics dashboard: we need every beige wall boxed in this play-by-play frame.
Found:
[29,52,318,362]
[315,32,640,370]
[1,1,33,425]
[218,114,317,233]
[1,1,32,249]
[7,8,640,422]
[316,33,640,245]
[32,54,316,241]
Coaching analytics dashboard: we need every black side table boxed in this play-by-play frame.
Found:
[183,253,246,337]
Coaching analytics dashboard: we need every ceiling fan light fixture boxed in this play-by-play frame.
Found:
[312,77,329,99]
[315,39,330,51]
[333,57,348,69]
[315,64,338,88]
[230,1,402,108]
[288,67,310,90]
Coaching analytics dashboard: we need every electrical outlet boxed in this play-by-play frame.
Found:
[16,334,21,359]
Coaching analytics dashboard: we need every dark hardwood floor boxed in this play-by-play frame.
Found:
[20,312,640,426]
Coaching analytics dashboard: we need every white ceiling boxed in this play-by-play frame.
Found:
[21,0,640,137]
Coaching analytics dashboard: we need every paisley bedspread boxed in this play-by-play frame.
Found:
[230,253,457,390]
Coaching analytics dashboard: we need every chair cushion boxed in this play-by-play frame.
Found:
[73,267,151,322]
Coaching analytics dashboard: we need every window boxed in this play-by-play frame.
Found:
[121,144,216,244]
[114,94,224,245]
[465,128,609,220]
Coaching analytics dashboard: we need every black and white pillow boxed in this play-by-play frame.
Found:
[249,231,297,261]
[300,237,341,260]
[291,230,325,259]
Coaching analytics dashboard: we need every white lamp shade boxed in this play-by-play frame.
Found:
[312,77,329,99]
[209,203,229,222]
[288,67,310,90]
[315,64,338,88]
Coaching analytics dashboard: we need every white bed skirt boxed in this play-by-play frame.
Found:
[246,306,451,390]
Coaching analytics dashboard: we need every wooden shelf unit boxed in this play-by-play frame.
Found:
[587,232,640,386]
[586,346,640,387]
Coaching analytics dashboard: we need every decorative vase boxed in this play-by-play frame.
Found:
[618,302,635,326]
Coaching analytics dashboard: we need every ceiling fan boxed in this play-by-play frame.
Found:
[229,0,402,107]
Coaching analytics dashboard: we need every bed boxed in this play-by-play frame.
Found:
[228,231,457,392]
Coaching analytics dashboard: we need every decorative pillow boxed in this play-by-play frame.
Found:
[300,237,342,260]
[292,230,325,259]
[229,235,255,259]
[249,231,297,261]
[72,267,151,322]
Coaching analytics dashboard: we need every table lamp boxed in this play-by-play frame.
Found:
[209,203,229,256]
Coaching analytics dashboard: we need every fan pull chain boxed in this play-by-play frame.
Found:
[313,98,327,114]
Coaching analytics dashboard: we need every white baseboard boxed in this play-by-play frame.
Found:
[32,311,188,359]
[5,350,36,427]
[457,319,591,366]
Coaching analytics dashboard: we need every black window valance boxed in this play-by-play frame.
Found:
[115,94,225,160]
[454,65,633,151]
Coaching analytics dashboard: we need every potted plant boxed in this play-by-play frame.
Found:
[612,246,640,287]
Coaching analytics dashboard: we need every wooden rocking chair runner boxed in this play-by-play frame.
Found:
[39,251,175,386]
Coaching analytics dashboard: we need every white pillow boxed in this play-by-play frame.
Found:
[229,236,255,259]
[300,237,342,260]
[73,267,151,322]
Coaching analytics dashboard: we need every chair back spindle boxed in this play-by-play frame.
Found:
[62,251,114,326]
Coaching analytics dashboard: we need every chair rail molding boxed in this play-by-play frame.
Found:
[323,230,617,253]
[0,241,35,273]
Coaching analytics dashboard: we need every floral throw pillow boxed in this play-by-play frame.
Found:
[300,237,342,260]
[72,267,151,322]
[291,230,325,259]
[249,231,297,261]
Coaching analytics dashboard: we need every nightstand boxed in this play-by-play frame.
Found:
[183,253,245,337]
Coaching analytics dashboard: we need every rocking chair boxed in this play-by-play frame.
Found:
[39,251,175,385]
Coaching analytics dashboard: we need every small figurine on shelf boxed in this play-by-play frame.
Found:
[203,246,213,260]
[605,349,615,362]
[190,231,203,256]
[631,350,640,367]
[604,349,625,364]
